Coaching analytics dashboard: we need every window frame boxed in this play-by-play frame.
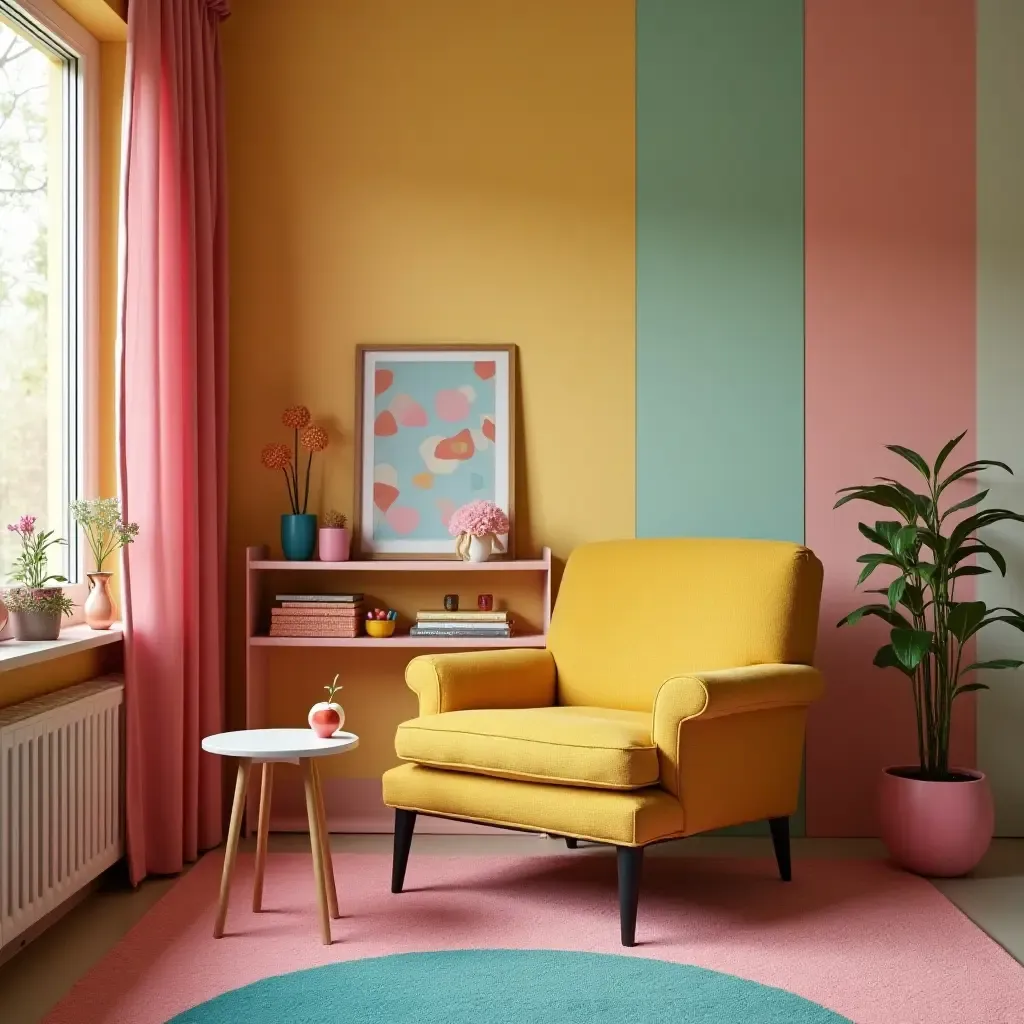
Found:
[0,0,99,619]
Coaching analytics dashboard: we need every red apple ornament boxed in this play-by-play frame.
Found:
[308,673,345,738]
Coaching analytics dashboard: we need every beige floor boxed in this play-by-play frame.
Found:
[1,835,1022,1023]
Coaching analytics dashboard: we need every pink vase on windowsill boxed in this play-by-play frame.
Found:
[84,571,116,630]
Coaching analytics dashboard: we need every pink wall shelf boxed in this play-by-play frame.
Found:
[243,544,553,835]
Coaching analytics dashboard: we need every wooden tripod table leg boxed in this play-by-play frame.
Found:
[252,762,274,911]
[313,762,339,919]
[214,757,251,938]
[301,758,332,945]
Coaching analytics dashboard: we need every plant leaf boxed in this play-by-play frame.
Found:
[961,659,1024,672]
[887,576,907,610]
[940,489,989,522]
[954,683,989,698]
[858,522,885,547]
[938,459,1014,495]
[873,644,914,677]
[886,444,931,479]
[892,525,919,557]
[949,542,1007,576]
[837,603,913,630]
[890,627,933,671]
[950,565,992,578]
[855,553,901,586]
[948,601,987,642]
[834,485,917,522]
[934,431,968,478]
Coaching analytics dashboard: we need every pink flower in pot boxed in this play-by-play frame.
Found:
[448,500,510,562]
[308,674,345,738]
[4,515,73,640]
[837,432,1024,877]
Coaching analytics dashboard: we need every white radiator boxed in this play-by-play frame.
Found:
[0,677,124,952]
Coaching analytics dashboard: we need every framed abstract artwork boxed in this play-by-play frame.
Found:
[354,344,516,559]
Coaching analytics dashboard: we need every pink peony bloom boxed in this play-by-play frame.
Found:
[447,500,509,538]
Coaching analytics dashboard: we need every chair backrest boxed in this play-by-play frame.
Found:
[547,538,823,712]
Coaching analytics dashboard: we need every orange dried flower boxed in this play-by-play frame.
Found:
[282,405,311,430]
[261,442,292,470]
[301,425,329,452]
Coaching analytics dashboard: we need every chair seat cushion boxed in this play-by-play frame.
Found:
[395,706,659,790]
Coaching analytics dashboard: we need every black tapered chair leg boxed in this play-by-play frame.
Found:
[616,845,644,947]
[391,809,417,893]
[565,837,578,849]
[768,816,791,882]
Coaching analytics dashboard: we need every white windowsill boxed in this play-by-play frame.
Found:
[0,622,123,673]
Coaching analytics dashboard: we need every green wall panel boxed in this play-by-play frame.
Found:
[636,0,805,835]
[636,0,804,544]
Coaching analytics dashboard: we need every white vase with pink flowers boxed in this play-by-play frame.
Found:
[448,500,510,562]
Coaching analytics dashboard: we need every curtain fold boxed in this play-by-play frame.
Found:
[119,0,230,884]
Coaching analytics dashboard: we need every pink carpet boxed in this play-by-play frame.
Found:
[47,852,1024,1023]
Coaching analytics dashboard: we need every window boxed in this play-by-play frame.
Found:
[0,0,98,598]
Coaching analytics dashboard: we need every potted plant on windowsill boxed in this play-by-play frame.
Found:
[3,515,74,641]
[837,432,1024,876]
[71,498,140,630]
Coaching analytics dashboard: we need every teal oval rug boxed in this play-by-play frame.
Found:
[170,949,852,1022]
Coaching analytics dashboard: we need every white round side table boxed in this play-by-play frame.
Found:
[201,728,359,945]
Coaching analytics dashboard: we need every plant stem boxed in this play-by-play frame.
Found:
[302,451,313,514]
[281,466,298,514]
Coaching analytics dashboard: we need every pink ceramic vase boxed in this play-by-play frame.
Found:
[879,766,994,877]
[84,571,116,630]
[318,527,351,562]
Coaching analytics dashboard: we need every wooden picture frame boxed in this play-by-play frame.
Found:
[353,344,516,559]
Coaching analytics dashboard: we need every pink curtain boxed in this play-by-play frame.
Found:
[119,0,231,883]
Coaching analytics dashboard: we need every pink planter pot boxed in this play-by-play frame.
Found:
[318,527,350,562]
[879,766,994,877]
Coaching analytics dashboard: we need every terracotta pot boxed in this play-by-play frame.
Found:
[880,766,994,877]
[318,527,351,562]
[84,571,116,630]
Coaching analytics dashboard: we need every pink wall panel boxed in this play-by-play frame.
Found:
[804,0,977,836]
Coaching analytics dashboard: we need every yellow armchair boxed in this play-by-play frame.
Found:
[383,538,824,946]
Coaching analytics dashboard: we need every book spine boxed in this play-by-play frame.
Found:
[275,594,363,603]
[416,611,508,623]
[269,628,362,637]
[272,608,361,618]
[281,601,362,609]
[411,621,514,631]
[410,627,512,638]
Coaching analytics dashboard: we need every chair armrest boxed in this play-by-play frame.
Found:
[406,648,557,716]
[652,664,824,797]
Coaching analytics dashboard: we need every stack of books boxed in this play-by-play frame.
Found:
[269,594,364,638]
[409,608,512,639]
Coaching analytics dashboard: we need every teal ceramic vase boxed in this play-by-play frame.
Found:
[281,514,317,561]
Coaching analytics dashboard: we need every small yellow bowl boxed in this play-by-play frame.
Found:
[365,619,396,638]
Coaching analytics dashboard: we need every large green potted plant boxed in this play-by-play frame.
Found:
[837,432,1024,876]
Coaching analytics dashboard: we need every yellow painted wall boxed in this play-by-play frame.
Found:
[222,0,636,781]
[0,644,121,711]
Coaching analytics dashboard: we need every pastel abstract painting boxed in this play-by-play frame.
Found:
[356,347,514,557]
